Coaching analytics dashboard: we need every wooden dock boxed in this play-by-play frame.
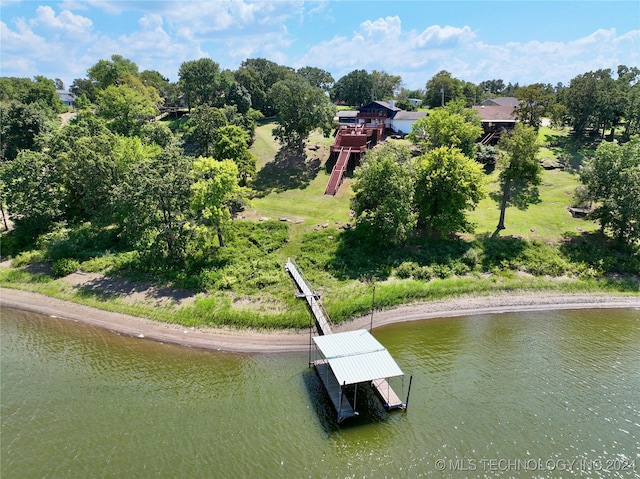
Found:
[371,378,405,410]
[285,259,333,336]
[314,361,356,422]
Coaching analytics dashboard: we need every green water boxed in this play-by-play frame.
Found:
[1,307,639,478]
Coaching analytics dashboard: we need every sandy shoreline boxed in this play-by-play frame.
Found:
[1,287,639,353]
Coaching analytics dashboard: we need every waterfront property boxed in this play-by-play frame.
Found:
[285,259,410,422]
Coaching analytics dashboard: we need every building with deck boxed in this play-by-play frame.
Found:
[329,101,426,195]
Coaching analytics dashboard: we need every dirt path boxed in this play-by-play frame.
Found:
[2,287,638,353]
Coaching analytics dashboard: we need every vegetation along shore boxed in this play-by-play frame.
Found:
[1,58,638,338]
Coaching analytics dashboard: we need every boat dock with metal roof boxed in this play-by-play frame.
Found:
[285,259,411,422]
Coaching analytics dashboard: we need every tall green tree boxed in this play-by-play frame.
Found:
[0,101,54,161]
[579,136,640,245]
[179,58,222,109]
[116,144,193,261]
[515,83,554,129]
[371,70,402,100]
[331,69,373,106]
[270,77,336,150]
[190,157,239,247]
[409,100,482,158]
[414,147,486,236]
[564,68,621,138]
[297,66,334,93]
[88,54,140,90]
[96,84,161,136]
[496,124,542,231]
[213,125,257,186]
[234,58,294,116]
[351,143,416,245]
[189,105,228,156]
[0,150,64,236]
[424,70,465,108]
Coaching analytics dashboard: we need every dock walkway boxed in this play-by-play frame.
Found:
[284,259,332,336]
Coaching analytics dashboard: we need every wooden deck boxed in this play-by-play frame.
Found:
[314,361,356,422]
[371,378,405,410]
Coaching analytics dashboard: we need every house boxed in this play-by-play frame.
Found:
[481,96,520,108]
[472,105,518,144]
[57,90,75,107]
[340,100,427,133]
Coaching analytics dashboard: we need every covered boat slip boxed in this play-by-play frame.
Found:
[312,329,406,422]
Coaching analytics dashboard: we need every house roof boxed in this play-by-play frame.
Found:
[393,111,427,121]
[359,100,402,112]
[481,96,520,108]
[313,330,404,385]
[337,110,358,118]
[472,105,517,122]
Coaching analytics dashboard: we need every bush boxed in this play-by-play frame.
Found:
[52,258,80,277]
[395,261,419,279]
[11,250,45,267]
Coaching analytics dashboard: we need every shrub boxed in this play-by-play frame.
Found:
[395,261,419,279]
[11,250,45,267]
[52,258,80,277]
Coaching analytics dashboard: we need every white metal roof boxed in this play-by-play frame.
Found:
[312,330,404,385]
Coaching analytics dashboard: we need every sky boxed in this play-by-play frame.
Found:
[1,0,639,91]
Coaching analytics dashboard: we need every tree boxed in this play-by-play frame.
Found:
[116,144,193,261]
[496,124,542,231]
[579,136,640,245]
[479,79,505,96]
[331,70,373,106]
[351,143,416,245]
[0,150,64,236]
[515,83,554,129]
[424,70,465,108]
[234,58,294,116]
[213,125,257,186]
[564,68,621,138]
[0,101,54,161]
[270,77,336,150]
[96,84,161,136]
[408,100,482,158]
[178,58,222,109]
[297,66,334,93]
[371,70,402,100]
[70,77,98,104]
[188,105,228,156]
[88,54,140,90]
[414,147,486,236]
[190,157,239,247]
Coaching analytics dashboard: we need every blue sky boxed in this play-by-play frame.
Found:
[1,1,638,91]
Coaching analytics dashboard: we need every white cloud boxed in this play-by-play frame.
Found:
[415,25,475,47]
[30,5,93,42]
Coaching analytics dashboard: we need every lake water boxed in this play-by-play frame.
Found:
[1,307,639,478]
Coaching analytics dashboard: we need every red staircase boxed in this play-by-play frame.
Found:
[325,147,351,195]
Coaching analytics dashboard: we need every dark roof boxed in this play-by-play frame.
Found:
[472,105,517,122]
[359,100,401,112]
[393,111,427,121]
[481,97,520,108]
